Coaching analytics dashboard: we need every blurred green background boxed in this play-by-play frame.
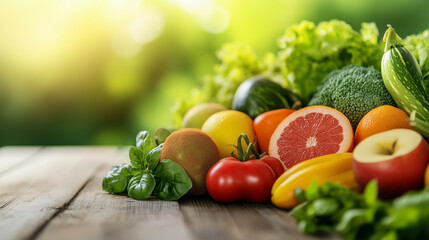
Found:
[1,0,428,146]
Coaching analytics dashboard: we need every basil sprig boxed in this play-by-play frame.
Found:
[102,130,192,200]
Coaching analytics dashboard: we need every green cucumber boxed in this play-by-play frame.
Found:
[381,25,429,137]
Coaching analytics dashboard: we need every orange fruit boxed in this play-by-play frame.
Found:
[269,106,354,169]
[354,105,411,146]
[253,109,295,155]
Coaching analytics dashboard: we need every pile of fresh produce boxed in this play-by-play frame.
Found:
[103,20,429,239]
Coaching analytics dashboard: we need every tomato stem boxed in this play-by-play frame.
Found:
[231,134,265,162]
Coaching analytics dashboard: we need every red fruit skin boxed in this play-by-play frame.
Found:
[260,156,286,178]
[353,138,429,199]
[206,158,276,203]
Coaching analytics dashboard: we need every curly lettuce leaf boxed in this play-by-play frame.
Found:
[404,30,429,80]
[278,20,383,102]
[171,42,273,128]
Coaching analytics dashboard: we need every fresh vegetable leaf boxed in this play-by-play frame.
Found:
[290,201,309,220]
[364,180,378,207]
[278,20,382,103]
[405,30,429,76]
[312,198,339,216]
[289,181,429,240]
[305,179,320,201]
[127,172,156,200]
[129,146,145,169]
[153,159,192,200]
[294,187,306,202]
[171,42,271,128]
[145,143,163,171]
[335,208,375,235]
[136,130,156,155]
[154,128,174,145]
[393,187,429,208]
[102,164,138,194]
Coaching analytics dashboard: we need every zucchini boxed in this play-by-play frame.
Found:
[232,76,302,119]
[381,25,429,137]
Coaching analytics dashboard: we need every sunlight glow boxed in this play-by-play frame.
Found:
[129,7,164,44]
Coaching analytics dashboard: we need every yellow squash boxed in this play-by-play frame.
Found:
[271,152,357,209]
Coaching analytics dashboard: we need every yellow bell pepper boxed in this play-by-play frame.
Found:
[271,152,357,209]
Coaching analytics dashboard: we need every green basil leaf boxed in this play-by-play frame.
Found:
[364,180,378,207]
[136,131,156,155]
[289,202,309,219]
[153,159,192,200]
[129,146,145,169]
[102,164,138,194]
[393,187,429,208]
[312,198,339,216]
[335,209,375,234]
[305,179,320,201]
[154,128,174,145]
[127,172,156,200]
[294,187,307,202]
[145,143,163,171]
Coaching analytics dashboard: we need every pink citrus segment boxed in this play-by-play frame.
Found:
[269,106,354,169]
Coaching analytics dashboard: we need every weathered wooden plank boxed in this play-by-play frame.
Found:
[0,146,41,174]
[179,197,336,240]
[256,206,341,240]
[0,147,119,240]
[35,148,193,240]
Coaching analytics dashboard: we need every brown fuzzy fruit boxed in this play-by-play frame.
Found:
[160,128,220,195]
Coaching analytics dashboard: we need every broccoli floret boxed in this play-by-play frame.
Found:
[308,65,396,129]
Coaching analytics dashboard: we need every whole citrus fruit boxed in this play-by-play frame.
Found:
[253,109,295,155]
[202,110,255,159]
[354,105,411,146]
[181,103,226,129]
[269,106,354,169]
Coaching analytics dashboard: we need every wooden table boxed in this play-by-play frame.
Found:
[0,147,337,240]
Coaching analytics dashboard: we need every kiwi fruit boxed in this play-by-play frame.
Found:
[160,128,219,195]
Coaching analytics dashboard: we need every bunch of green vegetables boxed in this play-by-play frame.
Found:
[291,181,429,239]
[171,42,275,128]
[172,20,429,128]
[102,131,192,200]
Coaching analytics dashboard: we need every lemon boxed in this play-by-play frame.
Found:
[201,110,255,159]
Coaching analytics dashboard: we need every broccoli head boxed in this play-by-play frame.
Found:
[308,65,396,129]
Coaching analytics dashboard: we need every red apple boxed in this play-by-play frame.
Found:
[353,128,429,199]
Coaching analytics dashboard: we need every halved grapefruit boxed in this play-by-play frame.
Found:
[269,106,354,169]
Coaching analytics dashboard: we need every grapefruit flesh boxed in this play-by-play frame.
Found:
[269,106,354,169]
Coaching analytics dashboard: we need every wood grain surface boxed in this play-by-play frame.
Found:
[0,147,338,240]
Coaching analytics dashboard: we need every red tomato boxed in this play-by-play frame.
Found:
[206,158,276,203]
[259,155,286,178]
[253,109,295,154]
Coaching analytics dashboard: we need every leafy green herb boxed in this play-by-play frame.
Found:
[145,143,163,171]
[290,181,429,239]
[102,131,192,201]
[129,146,145,170]
[153,159,192,200]
[127,172,156,200]
[102,163,138,194]
[136,131,156,155]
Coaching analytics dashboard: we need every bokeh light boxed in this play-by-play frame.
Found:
[0,0,428,145]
